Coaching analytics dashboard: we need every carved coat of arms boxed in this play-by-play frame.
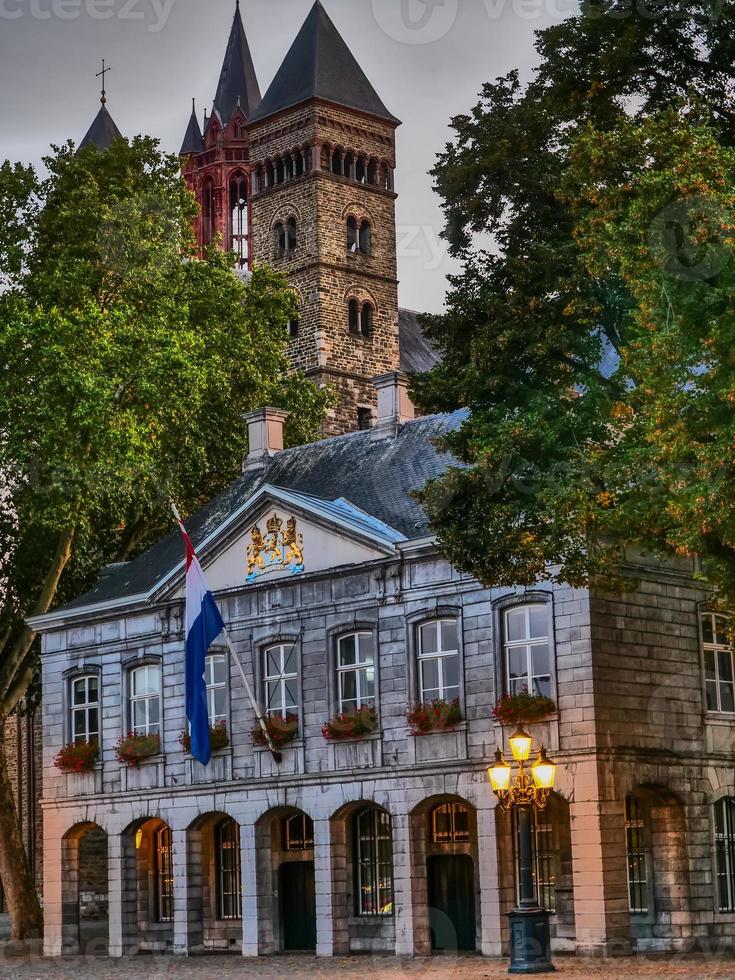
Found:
[246,513,305,582]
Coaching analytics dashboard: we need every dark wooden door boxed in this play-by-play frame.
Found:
[427,854,476,952]
[280,861,317,951]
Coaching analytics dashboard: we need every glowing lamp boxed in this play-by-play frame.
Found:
[531,747,557,791]
[488,749,512,794]
[508,727,533,763]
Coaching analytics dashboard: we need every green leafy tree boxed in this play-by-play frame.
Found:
[0,137,329,939]
[413,2,735,598]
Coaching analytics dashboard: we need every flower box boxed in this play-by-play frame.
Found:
[114,732,160,768]
[180,721,230,754]
[54,740,99,774]
[322,706,377,742]
[251,713,299,749]
[492,691,556,728]
[407,698,462,735]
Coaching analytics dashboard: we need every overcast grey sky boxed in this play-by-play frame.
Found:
[0,0,572,312]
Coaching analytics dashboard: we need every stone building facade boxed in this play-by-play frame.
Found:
[28,394,735,959]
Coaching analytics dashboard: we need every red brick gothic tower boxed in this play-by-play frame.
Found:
[179,1,261,267]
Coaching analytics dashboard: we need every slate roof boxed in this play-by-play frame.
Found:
[180,102,204,156]
[78,104,124,153]
[59,410,468,614]
[399,309,440,375]
[249,1,399,125]
[212,0,261,123]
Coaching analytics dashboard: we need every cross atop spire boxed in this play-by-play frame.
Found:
[96,59,110,105]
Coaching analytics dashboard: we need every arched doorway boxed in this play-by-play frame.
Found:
[120,817,174,953]
[255,807,316,954]
[410,796,480,954]
[187,812,243,953]
[61,822,109,955]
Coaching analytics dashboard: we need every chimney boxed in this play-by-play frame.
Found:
[243,407,290,472]
[371,372,415,440]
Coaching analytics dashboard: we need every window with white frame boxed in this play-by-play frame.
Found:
[418,619,460,703]
[337,632,375,713]
[206,652,228,725]
[263,643,298,718]
[71,674,100,744]
[714,797,735,912]
[702,612,735,713]
[504,604,551,697]
[129,664,161,735]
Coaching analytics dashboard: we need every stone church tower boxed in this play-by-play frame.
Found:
[180,1,422,436]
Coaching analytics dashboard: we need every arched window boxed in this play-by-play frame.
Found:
[294,149,304,178]
[418,619,459,704]
[337,632,375,712]
[359,220,372,255]
[431,802,470,844]
[263,643,299,718]
[129,664,161,736]
[288,318,299,339]
[367,160,378,185]
[625,795,649,914]
[503,604,551,698]
[154,826,173,923]
[229,171,248,268]
[348,298,360,335]
[354,808,394,916]
[714,797,735,911]
[356,156,367,184]
[284,154,294,181]
[274,221,286,258]
[321,145,331,170]
[344,152,355,180]
[286,217,297,254]
[202,177,215,245]
[331,148,343,175]
[347,216,358,253]
[360,302,374,338]
[265,160,275,188]
[216,818,242,920]
[381,163,392,191]
[284,813,314,851]
[70,674,100,745]
[275,156,285,184]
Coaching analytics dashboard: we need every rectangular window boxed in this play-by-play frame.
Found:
[264,644,298,719]
[129,665,161,736]
[625,795,648,913]
[513,807,557,913]
[216,819,242,920]
[206,652,228,725]
[418,619,460,703]
[702,612,735,713]
[715,797,735,912]
[155,826,174,923]
[355,808,394,916]
[504,605,551,697]
[337,633,375,713]
[71,674,99,745]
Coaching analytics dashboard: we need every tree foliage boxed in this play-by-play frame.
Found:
[414,1,735,602]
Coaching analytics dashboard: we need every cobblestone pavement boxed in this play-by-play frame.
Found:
[2,952,735,980]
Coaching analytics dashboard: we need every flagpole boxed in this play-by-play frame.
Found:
[170,501,283,764]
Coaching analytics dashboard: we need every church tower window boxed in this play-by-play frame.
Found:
[229,171,249,268]
[202,178,215,246]
[331,148,343,176]
[360,303,374,338]
[356,156,367,184]
[274,222,286,258]
[348,299,360,335]
[367,160,378,185]
[286,217,298,254]
[359,221,372,256]
[347,216,358,252]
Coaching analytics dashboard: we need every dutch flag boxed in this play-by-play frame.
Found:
[174,510,224,766]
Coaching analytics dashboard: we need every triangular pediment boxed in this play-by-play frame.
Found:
[161,485,405,600]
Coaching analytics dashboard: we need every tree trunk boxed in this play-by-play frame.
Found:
[0,722,42,941]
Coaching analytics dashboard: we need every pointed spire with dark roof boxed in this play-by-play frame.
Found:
[180,98,204,156]
[249,0,399,126]
[212,0,261,123]
[78,102,124,152]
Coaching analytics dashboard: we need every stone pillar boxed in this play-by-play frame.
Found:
[241,822,259,957]
[571,795,631,956]
[43,834,63,957]
[61,836,81,954]
[108,833,137,958]
[172,829,190,956]
[392,812,414,956]
[477,804,504,956]
[313,817,336,956]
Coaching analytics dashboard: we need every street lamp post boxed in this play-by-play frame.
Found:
[488,729,557,975]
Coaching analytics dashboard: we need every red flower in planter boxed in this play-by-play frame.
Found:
[114,732,160,768]
[251,713,299,749]
[406,698,462,735]
[322,706,377,741]
[54,740,99,774]
[492,691,556,728]
[180,721,230,754]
